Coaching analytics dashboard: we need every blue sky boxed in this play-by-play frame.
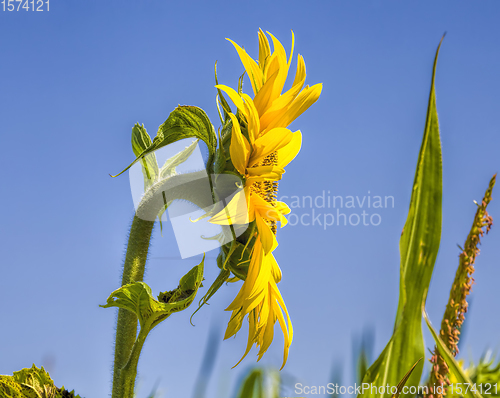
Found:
[1,1,499,397]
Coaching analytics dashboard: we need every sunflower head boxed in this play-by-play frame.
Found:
[197,29,321,369]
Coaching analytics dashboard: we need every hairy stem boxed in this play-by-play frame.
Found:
[119,328,150,398]
[112,216,154,398]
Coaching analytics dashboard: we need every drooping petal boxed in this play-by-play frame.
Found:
[272,298,292,370]
[257,291,276,360]
[269,254,282,283]
[232,311,258,368]
[270,282,293,346]
[255,214,277,254]
[224,308,244,339]
[226,239,263,311]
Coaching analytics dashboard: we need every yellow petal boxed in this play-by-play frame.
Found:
[209,190,249,226]
[255,214,277,254]
[232,311,258,368]
[245,166,284,183]
[270,282,293,345]
[288,30,295,67]
[272,298,291,370]
[241,94,260,143]
[257,298,276,360]
[227,38,263,95]
[275,201,291,215]
[258,28,271,70]
[267,83,323,130]
[226,239,263,311]
[249,127,292,167]
[269,254,282,283]
[259,54,306,130]
[253,70,279,118]
[266,32,290,104]
[277,130,302,168]
[224,309,244,339]
[215,85,247,118]
[247,251,272,301]
[228,113,250,175]
[291,54,306,89]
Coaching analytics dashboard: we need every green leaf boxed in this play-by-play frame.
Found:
[0,376,33,398]
[360,36,445,398]
[101,257,204,331]
[0,365,82,398]
[391,358,422,398]
[113,106,216,177]
[423,308,483,398]
[131,123,159,190]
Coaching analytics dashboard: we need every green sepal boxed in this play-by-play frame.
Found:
[101,257,204,331]
[131,123,159,190]
[237,71,245,95]
[215,61,231,123]
[112,106,216,177]
[217,239,251,280]
[191,232,253,323]
[214,119,233,175]
[190,268,230,324]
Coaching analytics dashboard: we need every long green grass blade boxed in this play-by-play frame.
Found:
[359,36,445,398]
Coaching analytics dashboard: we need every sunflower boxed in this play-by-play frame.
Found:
[210,30,321,369]
[210,103,297,368]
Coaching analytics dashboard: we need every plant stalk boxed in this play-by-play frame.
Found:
[112,215,154,398]
[119,328,150,398]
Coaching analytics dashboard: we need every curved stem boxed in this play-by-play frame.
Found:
[111,172,216,397]
[112,215,154,398]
